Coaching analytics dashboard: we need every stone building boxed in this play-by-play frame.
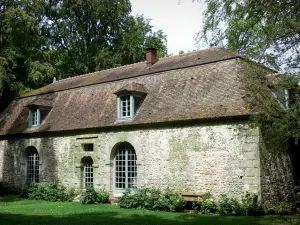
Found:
[0,48,294,207]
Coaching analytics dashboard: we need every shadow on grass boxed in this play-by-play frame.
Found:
[0,195,23,203]
[1,211,300,225]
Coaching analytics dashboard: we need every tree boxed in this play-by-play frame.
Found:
[196,0,300,71]
[0,0,56,109]
[196,0,300,148]
[0,0,168,111]
[46,0,167,78]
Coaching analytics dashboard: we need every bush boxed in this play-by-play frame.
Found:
[241,191,262,216]
[192,196,217,214]
[166,191,186,212]
[118,188,186,212]
[80,186,109,204]
[217,194,244,216]
[216,192,262,216]
[98,188,110,203]
[269,202,295,215]
[21,181,75,202]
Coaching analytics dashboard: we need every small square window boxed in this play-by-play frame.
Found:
[83,144,94,152]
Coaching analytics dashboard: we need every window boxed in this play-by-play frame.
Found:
[82,144,94,152]
[27,147,39,182]
[272,89,289,109]
[114,143,137,192]
[117,95,143,120]
[29,108,50,127]
[82,157,93,188]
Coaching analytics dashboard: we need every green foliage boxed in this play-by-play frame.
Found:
[241,191,262,216]
[197,0,300,71]
[269,202,295,215]
[118,188,186,212]
[1,195,300,225]
[192,196,217,214]
[80,186,109,204]
[0,0,168,110]
[165,191,186,212]
[217,193,261,216]
[21,181,75,202]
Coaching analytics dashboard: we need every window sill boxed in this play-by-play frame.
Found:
[115,119,134,124]
[118,117,133,121]
[27,126,40,130]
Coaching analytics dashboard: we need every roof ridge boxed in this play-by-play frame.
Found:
[56,61,146,83]
[54,48,225,84]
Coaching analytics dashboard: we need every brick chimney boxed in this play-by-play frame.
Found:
[146,47,158,66]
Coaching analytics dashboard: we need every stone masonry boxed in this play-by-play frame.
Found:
[0,122,263,198]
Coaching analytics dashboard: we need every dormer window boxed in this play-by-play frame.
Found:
[29,107,50,127]
[117,95,143,120]
[114,82,147,121]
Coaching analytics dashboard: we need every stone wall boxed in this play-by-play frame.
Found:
[0,122,263,199]
[259,131,294,208]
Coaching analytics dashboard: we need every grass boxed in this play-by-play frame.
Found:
[0,196,300,225]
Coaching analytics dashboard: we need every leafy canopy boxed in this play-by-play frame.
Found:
[195,0,300,145]
[0,0,167,110]
[196,0,300,71]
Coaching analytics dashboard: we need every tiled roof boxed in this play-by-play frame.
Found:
[21,48,239,97]
[0,48,274,136]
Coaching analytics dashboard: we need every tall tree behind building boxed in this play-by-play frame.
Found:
[196,0,300,71]
[0,0,167,111]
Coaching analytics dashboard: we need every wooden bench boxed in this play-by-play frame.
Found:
[181,192,204,202]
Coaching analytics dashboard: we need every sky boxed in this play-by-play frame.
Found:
[130,0,206,55]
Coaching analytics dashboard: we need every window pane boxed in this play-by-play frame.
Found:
[83,144,94,152]
[31,109,38,126]
[84,158,93,187]
[27,148,39,182]
[134,97,142,115]
[115,143,137,190]
[120,96,131,118]
[40,109,49,123]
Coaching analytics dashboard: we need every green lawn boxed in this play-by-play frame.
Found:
[0,196,300,225]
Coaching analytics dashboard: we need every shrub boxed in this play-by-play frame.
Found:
[80,186,109,204]
[241,191,262,216]
[21,181,75,202]
[216,192,262,216]
[230,196,244,216]
[269,202,295,215]
[166,191,186,212]
[119,188,169,211]
[217,194,244,216]
[118,188,186,211]
[98,188,110,203]
[192,196,217,214]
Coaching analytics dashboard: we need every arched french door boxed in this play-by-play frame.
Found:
[114,143,137,192]
[26,146,39,182]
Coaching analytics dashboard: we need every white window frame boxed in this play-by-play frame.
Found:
[27,149,39,182]
[117,94,143,120]
[117,95,134,120]
[29,108,40,127]
[114,143,137,193]
[84,158,93,188]
[29,107,49,128]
